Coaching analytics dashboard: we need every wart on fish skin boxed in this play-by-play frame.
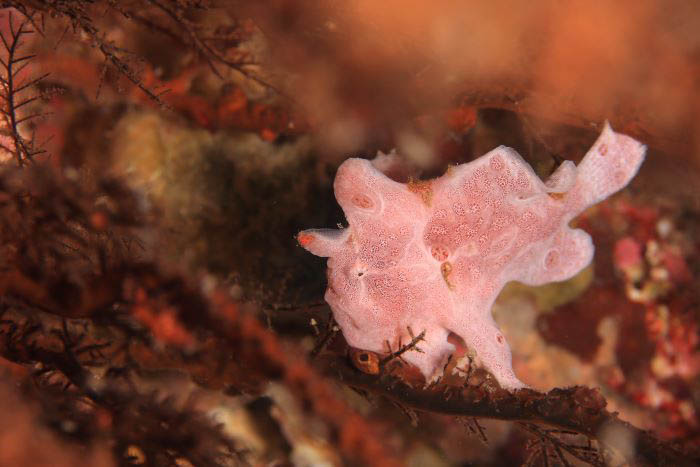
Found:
[299,122,646,391]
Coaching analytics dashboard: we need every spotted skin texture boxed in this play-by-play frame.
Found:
[299,123,646,390]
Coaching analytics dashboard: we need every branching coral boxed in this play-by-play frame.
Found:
[0,163,401,466]
[0,9,48,164]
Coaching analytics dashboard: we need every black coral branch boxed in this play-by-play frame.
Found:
[0,9,47,165]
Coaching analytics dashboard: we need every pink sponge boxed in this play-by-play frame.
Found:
[299,123,646,390]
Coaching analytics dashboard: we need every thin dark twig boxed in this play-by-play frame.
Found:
[380,329,426,365]
[310,315,338,359]
[145,0,292,101]
[38,1,169,108]
[519,422,605,467]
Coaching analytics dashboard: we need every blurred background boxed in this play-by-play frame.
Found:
[0,1,698,465]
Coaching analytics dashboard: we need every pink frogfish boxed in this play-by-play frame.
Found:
[298,123,645,390]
